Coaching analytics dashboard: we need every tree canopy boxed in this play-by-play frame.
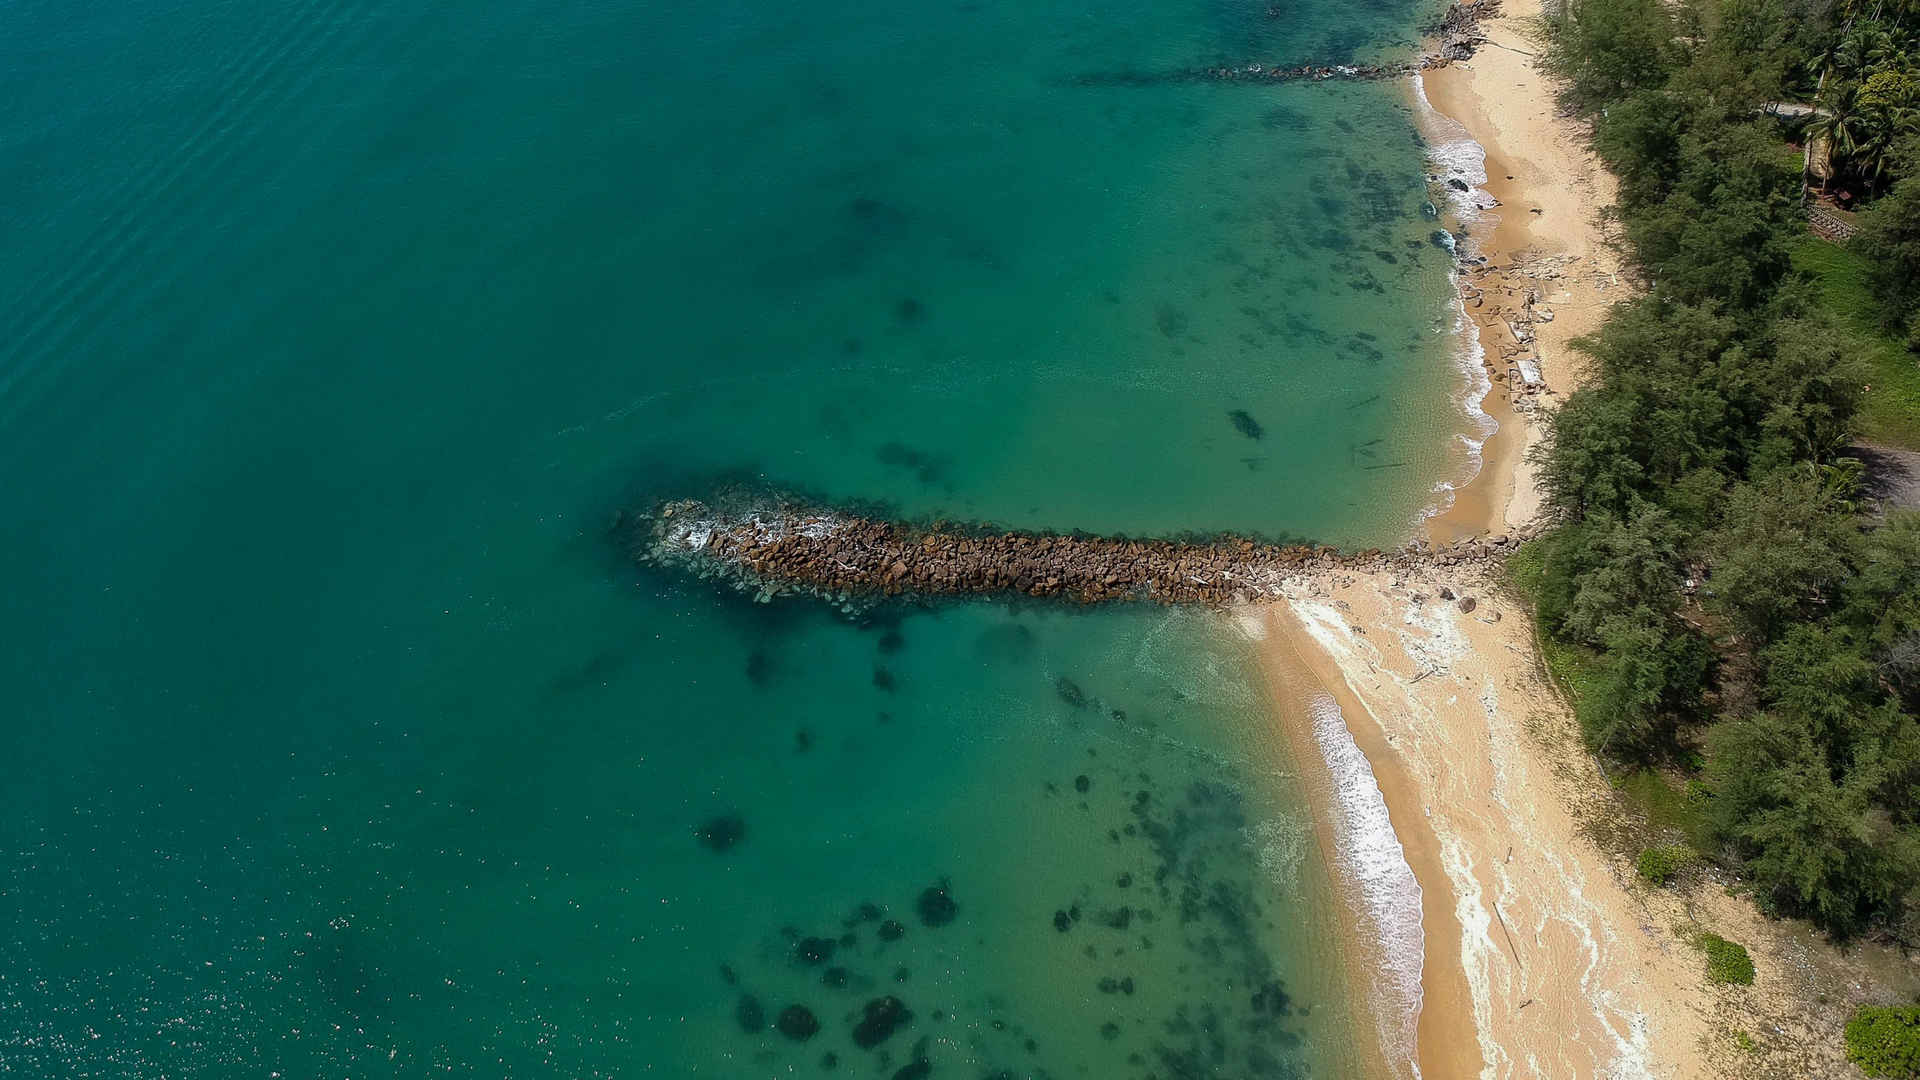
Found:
[1537,0,1920,936]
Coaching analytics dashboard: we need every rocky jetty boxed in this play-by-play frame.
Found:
[634,497,1536,608]
[1070,0,1499,88]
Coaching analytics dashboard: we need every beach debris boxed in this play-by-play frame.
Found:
[1458,595,1478,613]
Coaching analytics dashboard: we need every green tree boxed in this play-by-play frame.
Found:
[1550,0,1681,110]
[1707,472,1858,642]
[1853,174,1920,332]
[1708,709,1920,932]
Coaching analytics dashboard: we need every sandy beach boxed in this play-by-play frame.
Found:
[1417,0,1625,543]
[1249,1,1920,1075]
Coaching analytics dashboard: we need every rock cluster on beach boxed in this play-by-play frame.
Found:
[1449,247,1624,422]
[635,498,1537,608]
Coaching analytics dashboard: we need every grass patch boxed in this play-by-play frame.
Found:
[1636,842,1699,885]
[1693,930,1756,985]
[1614,770,1714,849]
[1791,234,1920,448]
[1506,540,1607,714]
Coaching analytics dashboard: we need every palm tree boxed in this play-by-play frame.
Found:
[1811,81,1882,184]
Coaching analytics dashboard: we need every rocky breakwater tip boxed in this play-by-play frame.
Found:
[1070,0,1500,88]
[634,498,1539,609]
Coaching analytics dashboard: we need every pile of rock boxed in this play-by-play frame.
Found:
[1428,0,1503,61]
[637,498,1539,609]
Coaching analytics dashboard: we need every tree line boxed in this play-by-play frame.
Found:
[1536,0,1920,937]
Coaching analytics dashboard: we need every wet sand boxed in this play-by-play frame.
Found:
[1251,2,1920,1074]
[1414,0,1625,542]
[1247,609,1486,1080]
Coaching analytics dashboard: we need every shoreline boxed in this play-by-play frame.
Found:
[1413,7,1624,542]
[1245,608,1485,1080]
[1250,1,1920,1075]
[1245,0,1662,1074]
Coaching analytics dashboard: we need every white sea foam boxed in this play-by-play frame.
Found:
[1407,72,1501,521]
[1308,692,1426,1078]
[1411,73,1497,226]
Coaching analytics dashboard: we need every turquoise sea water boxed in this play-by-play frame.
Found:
[1,0,1464,1075]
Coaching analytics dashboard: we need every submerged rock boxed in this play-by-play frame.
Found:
[778,1004,821,1041]
[1053,910,1072,932]
[1251,980,1293,1016]
[878,919,907,942]
[1056,677,1089,709]
[853,995,914,1049]
[1228,409,1265,440]
[794,937,837,966]
[695,814,746,852]
[736,994,765,1033]
[916,882,958,927]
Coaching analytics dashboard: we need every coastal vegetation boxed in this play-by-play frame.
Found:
[1849,1004,1920,1077]
[1636,843,1700,886]
[1537,0,1920,939]
[1695,930,1758,985]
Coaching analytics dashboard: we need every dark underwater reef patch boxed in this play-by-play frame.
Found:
[695,813,746,852]
[711,746,1324,1077]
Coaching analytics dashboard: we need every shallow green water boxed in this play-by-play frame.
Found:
[1,0,1463,1074]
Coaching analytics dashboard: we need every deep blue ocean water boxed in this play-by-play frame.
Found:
[1,0,1464,1075]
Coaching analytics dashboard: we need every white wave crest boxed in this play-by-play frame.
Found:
[1411,73,1498,226]
[1309,692,1426,1078]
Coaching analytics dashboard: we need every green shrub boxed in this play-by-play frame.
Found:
[1847,1005,1920,1078]
[1696,931,1755,985]
[1637,843,1698,885]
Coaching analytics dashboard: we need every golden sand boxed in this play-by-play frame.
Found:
[1242,2,1920,1075]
